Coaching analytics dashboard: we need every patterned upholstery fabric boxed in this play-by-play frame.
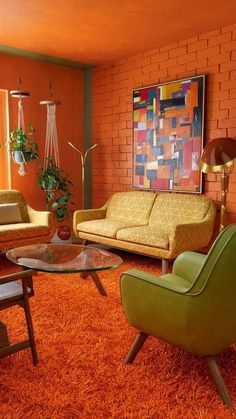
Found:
[106,191,156,224]
[73,191,216,264]
[73,208,107,236]
[117,226,169,249]
[0,189,56,251]
[149,193,212,228]
[78,219,142,239]
[77,231,171,259]
[0,224,50,241]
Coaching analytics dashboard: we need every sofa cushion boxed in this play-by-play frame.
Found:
[77,219,141,239]
[0,223,51,242]
[117,226,169,250]
[0,203,22,225]
[149,193,211,228]
[106,191,156,224]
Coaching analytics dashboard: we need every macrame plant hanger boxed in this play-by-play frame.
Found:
[10,75,30,176]
[40,82,61,191]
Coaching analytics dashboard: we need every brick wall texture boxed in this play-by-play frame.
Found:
[92,24,236,225]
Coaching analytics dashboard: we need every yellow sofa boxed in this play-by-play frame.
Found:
[0,189,56,251]
[73,191,216,273]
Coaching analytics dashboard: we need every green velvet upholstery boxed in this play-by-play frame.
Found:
[120,224,236,406]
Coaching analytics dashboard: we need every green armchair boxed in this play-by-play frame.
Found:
[120,224,236,407]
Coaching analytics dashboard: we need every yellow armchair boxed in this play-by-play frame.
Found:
[0,189,56,251]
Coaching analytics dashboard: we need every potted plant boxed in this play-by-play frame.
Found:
[38,156,74,222]
[7,123,39,164]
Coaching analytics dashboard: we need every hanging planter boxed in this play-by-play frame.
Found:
[38,86,74,223]
[40,161,59,193]
[6,80,38,176]
[38,157,73,222]
[38,156,60,194]
[12,150,32,164]
[42,178,58,192]
[7,125,39,175]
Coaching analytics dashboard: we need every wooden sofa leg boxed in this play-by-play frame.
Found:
[205,356,232,407]
[125,332,148,364]
[82,239,87,246]
[162,259,169,275]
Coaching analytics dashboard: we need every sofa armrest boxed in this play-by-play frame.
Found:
[169,218,215,258]
[73,208,107,235]
[27,205,55,228]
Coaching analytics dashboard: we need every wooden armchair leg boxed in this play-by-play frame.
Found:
[125,332,148,364]
[205,356,232,407]
[82,239,87,246]
[22,281,38,366]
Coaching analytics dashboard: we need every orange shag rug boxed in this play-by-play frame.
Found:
[0,251,236,418]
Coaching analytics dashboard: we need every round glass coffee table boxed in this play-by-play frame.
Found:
[6,243,123,297]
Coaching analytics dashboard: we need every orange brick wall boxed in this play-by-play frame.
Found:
[92,24,236,225]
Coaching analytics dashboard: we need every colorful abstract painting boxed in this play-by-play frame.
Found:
[132,75,205,193]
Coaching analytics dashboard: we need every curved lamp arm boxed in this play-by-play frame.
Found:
[68,141,98,209]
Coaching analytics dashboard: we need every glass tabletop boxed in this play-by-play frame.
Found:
[6,243,123,273]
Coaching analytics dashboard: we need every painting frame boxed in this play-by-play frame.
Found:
[132,75,205,194]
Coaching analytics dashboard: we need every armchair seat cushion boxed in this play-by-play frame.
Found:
[77,219,141,239]
[0,223,51,242]
[117,226,169,250]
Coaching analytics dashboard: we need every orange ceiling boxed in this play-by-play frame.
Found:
[1,0,236,66]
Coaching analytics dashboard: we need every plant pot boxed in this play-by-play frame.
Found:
[57,225,71,241]
[42,179,58,192]
[12,151,32,164]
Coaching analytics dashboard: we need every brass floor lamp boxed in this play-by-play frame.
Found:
[68,141,98,209]
[200,137,236,232]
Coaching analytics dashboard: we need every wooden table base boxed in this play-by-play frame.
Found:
[80,271,107,296]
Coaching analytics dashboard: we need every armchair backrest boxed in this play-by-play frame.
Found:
[188,224,236,296]
[186,224,236,350]
[0,189,29,222]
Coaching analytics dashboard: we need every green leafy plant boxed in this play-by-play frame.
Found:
[38,156,74,222]
[8,123,39,160]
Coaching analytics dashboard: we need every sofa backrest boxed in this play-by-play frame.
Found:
[149,193,214,227]
[0,190,29,223]
[106,191,156,224]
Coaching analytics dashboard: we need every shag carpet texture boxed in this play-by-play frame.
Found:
[0,251,235,418]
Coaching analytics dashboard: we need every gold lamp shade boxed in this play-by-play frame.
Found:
[200,137,236,232]
[200,137,236,173]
